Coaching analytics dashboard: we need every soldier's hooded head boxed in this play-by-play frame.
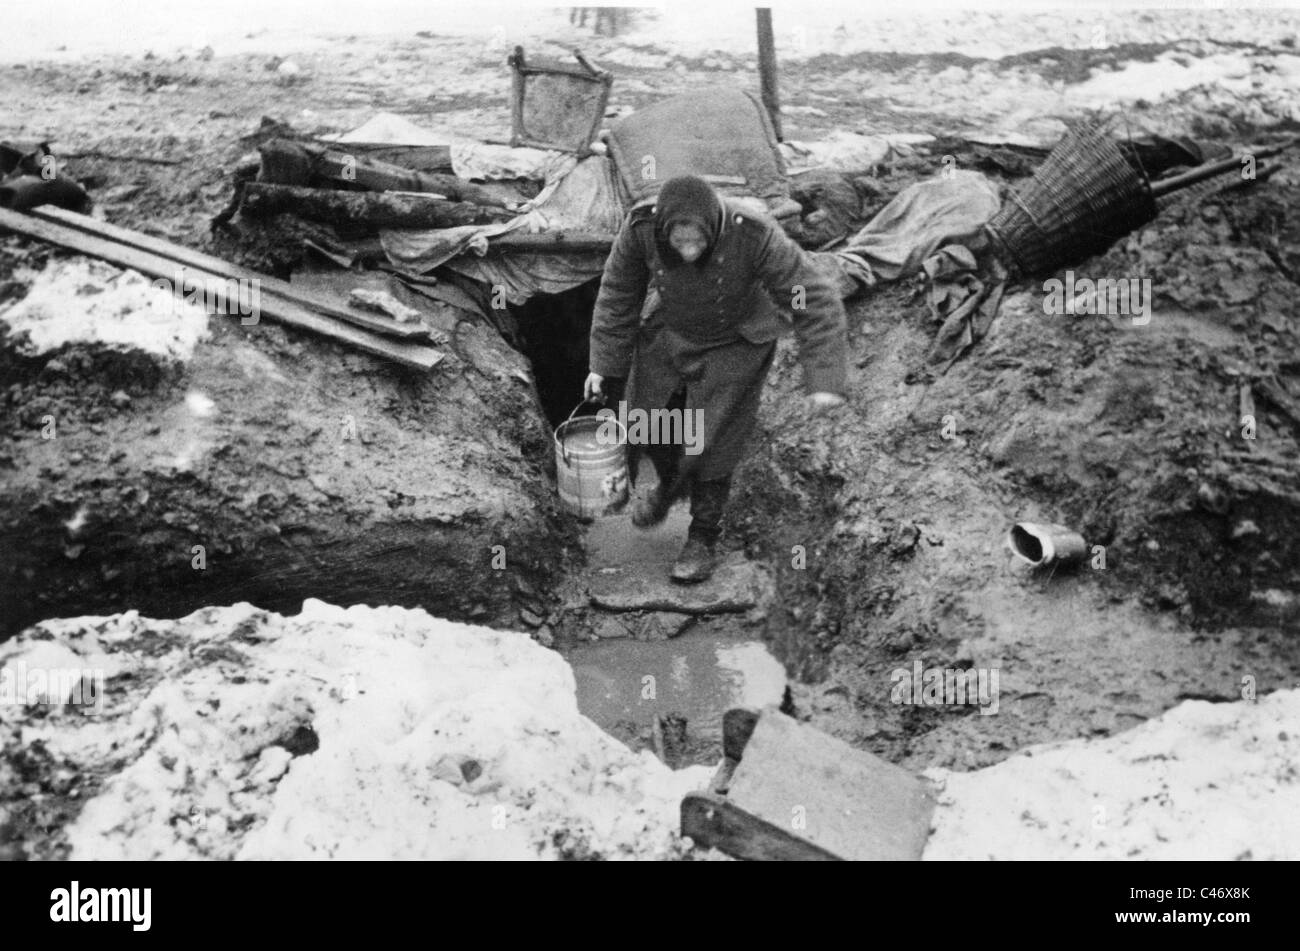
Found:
[654,175,724,268]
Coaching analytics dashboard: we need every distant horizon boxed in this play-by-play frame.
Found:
[6,0,1300,64]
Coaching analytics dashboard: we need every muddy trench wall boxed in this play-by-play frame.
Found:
[725,181,1300,767]
[0,246,578,639]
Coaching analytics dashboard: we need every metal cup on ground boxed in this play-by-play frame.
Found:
[1008,521,1088,567]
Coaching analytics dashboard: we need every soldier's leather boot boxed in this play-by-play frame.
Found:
[670,535,718,583]
[671,478,729,583]
[632,446,679,529]
[632,483,673,528]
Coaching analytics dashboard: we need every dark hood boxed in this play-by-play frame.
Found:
[653,175,725,268]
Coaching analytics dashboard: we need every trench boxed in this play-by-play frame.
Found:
[1,267,819,762]
[505,282,795,766]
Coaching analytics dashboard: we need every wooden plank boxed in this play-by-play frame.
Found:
[724,709,936,861]
[321,143,454,174]
[297,141,509,208]
[398,278,488,320]
[0,208,444,372]
[681,792,840,861]
[30,206,429,341]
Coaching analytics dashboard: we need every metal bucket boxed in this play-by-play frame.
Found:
[554,401,629,521]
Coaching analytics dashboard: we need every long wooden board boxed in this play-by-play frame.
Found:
[0,207,444,372]
[29,206,429,342]
[681,792,841,861]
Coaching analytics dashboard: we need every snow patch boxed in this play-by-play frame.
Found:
[0,258,210,363]
[924,689,1300,860]
[1068,51,1260,108]
[2,601,712,860]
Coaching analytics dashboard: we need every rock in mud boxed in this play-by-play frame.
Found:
[593,614,632,639]
[587,554,775,615]
[635,611,695,640]
[0,601,714,860]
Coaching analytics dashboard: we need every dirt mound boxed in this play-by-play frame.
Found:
[0,244,576,637]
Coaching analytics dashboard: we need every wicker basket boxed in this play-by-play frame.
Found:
[984,116,1158,279]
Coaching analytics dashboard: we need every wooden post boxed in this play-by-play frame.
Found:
[755,8,782,142]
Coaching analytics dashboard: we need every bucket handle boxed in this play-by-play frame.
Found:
[566,397,605,423]
[560,398,606,467]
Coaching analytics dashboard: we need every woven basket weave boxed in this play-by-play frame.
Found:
[985,116,1158,278]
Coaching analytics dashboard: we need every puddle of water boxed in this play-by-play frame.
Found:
[569,458,787,745]
[565,634,787,745]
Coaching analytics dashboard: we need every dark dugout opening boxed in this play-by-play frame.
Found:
[507,278,602,428]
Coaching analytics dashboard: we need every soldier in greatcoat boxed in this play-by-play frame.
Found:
[586,175,848,581]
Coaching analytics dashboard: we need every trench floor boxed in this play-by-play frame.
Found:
[555,468,786,768]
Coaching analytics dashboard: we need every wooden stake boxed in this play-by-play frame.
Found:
[756,8,783,142]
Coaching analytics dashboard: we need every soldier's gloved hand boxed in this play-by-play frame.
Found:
[806,391,846,415]
[583,372,606,403]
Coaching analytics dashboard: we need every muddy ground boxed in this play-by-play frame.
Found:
[735,170,1300,771]
[3,8,1299,784]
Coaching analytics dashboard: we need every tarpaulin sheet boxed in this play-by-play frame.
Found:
[926,252,1008,369]
[382,154,626,299]
[444,251,609,305]
[381,218,526,274]
[839,169,1002,282]
[835,170,1008,368]
[780,131,935,174]
[448,142,572,182]
[606,86,788,205]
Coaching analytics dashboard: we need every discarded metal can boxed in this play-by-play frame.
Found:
[1008,522,1088,567]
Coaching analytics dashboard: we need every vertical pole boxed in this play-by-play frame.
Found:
[755,8,783,142]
